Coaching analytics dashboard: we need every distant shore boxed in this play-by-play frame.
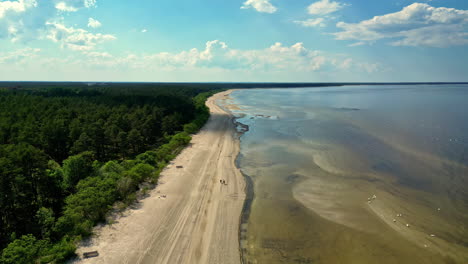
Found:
[73,90,245,264]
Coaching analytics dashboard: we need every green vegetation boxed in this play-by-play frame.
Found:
[0,84,218,263]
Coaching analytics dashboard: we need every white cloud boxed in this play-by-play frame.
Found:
[295,0,347,28]
[241,0,277,14]
[0,0,99,42]
[87,18,101,28]
[141,29,147,33]
[46,22,116,51]
[55,2,78,12]
[108,40,379,75]
[0,41,388,82]
[84,51,112,58]
[308,0,345,15]
[390,24,468,47]
[0,0,107,43]
[294,18,325,27]
[54,0,97,12]
[84,0,97,8]
[0,47,40,64]
[143,40,325,71]
[331,57,384,73]
[0,0,35,18]
[337,57,352,69]
[68,40,326,71]
[358,62,381,73]
[0,0,56,42]
[334,3,468,47]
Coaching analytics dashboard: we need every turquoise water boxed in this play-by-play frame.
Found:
[226,85,468,264]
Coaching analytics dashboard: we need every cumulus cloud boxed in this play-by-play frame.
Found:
[0,41,387,81]
[308,0,346,15]
[241,0,277,14]
[55,0,97,12]
[295,0,347,28]
[65,40,326,71]
[294,18,325,27]
[0,0,35,18]
[141,29,147,33]
[46,22,116,51]
[71,40,381,76]
[0,0,100,42]
[334,3,468,47]
[87,17,101,28]
[89,40,378,75]
[84,0,96,8]
[55,2,78,12]
[0,0,47,41]
[141,40,327,71]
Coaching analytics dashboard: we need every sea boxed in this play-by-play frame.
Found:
[219,85,468,264]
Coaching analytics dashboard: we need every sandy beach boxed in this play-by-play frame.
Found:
[73,90,245,264]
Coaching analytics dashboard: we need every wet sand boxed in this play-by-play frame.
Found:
[72,90,245,264]
[229,87,468,264]
[241,143,467,264]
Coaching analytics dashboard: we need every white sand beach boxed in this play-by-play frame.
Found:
[73,90,245,264]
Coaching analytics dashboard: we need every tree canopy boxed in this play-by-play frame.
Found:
[0,83,219,263]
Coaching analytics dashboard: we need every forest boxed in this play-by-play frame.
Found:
[0,83,218,263]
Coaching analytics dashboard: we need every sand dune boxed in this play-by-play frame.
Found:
[73,90,245,264]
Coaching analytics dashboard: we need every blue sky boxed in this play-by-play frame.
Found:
[0,0,467,82]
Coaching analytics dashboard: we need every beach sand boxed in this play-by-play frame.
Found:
[72,90,245,264]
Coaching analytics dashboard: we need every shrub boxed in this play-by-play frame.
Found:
[136,151,158,166]
[62,152,95,191]
[128,163,155,182]
[0,235,47,264]
[38,238,76,264]
[117,176,137,199]
[183,122,198,134]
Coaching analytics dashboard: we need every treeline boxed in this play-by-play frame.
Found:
[0,85,218,263]
[0,93,196,162]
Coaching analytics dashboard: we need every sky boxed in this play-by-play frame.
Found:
[0,0,467,82]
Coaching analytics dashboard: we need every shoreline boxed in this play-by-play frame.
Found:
[72,90,246,264]
[214,90,254,264]
[220,97,254,264]
[218,88,468,263]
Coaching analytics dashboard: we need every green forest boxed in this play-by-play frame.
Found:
[0,83,218,263]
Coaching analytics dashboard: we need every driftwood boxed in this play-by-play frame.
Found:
[176,166,183,168]
[83,251,99,258]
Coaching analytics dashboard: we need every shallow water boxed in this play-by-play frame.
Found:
[223,85,468,264]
